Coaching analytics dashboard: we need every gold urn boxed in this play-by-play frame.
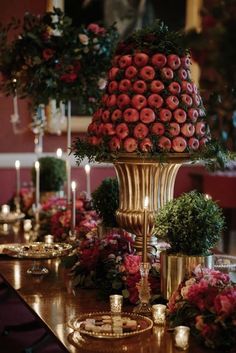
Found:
[113,153,190,252]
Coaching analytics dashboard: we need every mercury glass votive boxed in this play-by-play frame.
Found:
[152,304,166,325]
[1,204,10,215]
[109,294,123,313]
[174,326,190,350]
[24,219,32,232]
[44,234,54,244]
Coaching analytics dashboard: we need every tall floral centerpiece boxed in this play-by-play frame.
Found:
[73,21,231,313]
[0,8,119,121]
[74,21,211,249]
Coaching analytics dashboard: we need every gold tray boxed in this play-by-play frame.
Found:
[0,242,72,259]
[0,212,25,224]
[68,312,153,339]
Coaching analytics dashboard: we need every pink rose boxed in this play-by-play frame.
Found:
[87,23,100,34]
[214,288,236,317]
[124,254,141,274]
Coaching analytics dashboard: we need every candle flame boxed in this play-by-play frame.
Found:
[71,181,76,191]
[35,161,40,170]
[85,164,91,174]
[15,160,20,169]
[144,196,149,209]
[56,148,63,158]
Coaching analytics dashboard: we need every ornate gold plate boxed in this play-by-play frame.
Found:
[0,242,72,259]
[68,312,153,339]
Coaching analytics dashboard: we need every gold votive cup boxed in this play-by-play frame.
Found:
[152,304,166,325]
[174,326,190,350]
[44,234,54,244]
[109,294,123,313]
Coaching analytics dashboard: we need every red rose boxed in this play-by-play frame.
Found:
[42,48,55,61]
[60,73,77,83]
[87,23,100,34]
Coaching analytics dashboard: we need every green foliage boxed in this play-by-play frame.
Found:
[92,178,119,227]
[154,191,225,255]
[116,20,188,56]
[32,156,66,192]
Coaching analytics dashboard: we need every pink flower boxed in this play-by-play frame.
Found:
[87,23,106,35]
[214,288,236,317]
[124,254,141,274]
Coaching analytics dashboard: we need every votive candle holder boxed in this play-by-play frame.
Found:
[174,326,190,350]
[109,294,123,313]
[44,234,54,244]
[152,304,166,325]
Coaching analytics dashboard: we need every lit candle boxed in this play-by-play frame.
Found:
[15,160,21,197]
[85,164,91,199]
[174,326,190,350]
[152,304,166,325]
[71,181,76,234]
[56,148,62,158]
[143,196,149,263]
[44,234,54,244]
[35,161,40,209]
[1,204,10,215]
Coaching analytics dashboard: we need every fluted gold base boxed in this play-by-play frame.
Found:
[160,251,214,299]
[113,153,189,251]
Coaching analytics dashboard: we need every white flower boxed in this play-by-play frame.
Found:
[98,78,107,90]
[185,278,196,287]
[79,33,89,45]
[181,286,189,298]
[93,38,98,43]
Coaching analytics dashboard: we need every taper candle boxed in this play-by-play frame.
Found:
[35,161,40,209]
[66,101,71,203]
[71,181,76,234]
[85,164,91,199]
[143,196,149,262]
[15,160,21,197]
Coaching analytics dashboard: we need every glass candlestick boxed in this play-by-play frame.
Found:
[133,262,152,315]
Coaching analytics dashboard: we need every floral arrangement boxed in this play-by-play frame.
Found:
[184,0,236,151]
[168,266,236,350]
[0,8,119,114]
[39,194,99,241]
[67,227,160,304]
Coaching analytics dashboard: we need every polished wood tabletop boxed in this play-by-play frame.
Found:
[0,224,214,353]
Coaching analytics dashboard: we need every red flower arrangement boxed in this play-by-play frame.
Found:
[168,266,236,350]
[69,228,160,304]
[37,195,99,242]
[0,8,119,114]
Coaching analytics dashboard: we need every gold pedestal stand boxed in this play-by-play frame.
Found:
[113,153,189,314]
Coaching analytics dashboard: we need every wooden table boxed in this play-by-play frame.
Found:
[0,226,212,353]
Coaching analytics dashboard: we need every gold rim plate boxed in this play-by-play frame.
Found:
[68,311,153,339]
[0,242,72,259]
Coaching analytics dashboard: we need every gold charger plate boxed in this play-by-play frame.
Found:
[0,242,72,259]
[68,312,153,339]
